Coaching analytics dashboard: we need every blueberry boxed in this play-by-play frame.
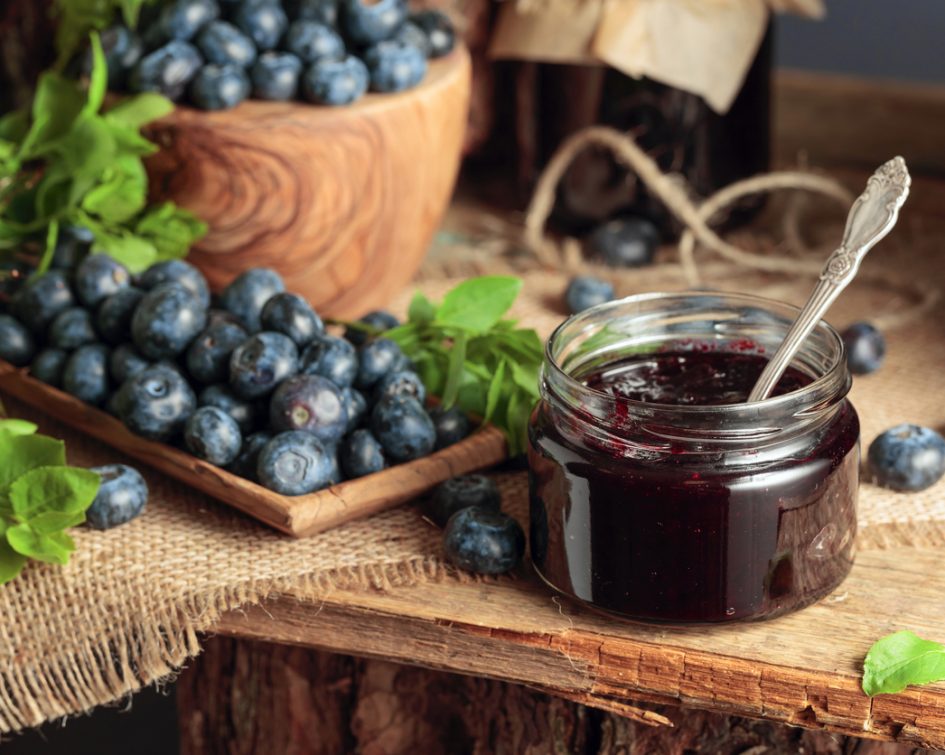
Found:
[325,444,343,484]
[109,343,150,384]
[220,268,285,332]
[50,226,92,270]
[442,507,525,575]
[587,216,660,268]
[132,283,209,360]
[289,0,338,25]
[868,424,945,492]
[299,334,358,387]
[842,322,886,375]
[130,41,204,101]
[260,292,324,346]
[139,260,211,309]
[410,10,454,58]
[269,374,347,443]
[117,363,197,441]
[355,337,403,390]
[198,383,260,433]
[257,430,334,495]
[341,386,367,431]
[10,270,75,334]
[189,63,251,109]
[229,331,299,399]
[301,55,367,106]
[373,369,425,404]
[339,428,386,478]
[63,344,111,406]
[345,309,399,346]
[428,405,470,450]
[197,20,257,67]
[75,253,132,309]
[86,465,149,530]
[564,276,614,314]
[0,260,31,308]
[424,474,500,528]
[184,406,243,465]
[393,22,430,57]
[341,0,407,45]
[250,52,304,100]
[30,348,68,387]
[0,313,29,360]
[285,20,344,64]
[370,395,435,462]
[82,25,144,88]
[95,287,145,345]
[48,307,98,350]
[187,318,249,384]
[157,0,220,41]
[233,0,288,50]
[227,430,272,480]
[363,40,426,93]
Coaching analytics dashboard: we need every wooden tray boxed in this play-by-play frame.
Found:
[0,362,508,537]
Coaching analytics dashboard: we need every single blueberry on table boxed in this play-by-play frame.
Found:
[424,474,500,528]
[132,283,209,360]
[345,309,400,346]
[187,318,249,384]
[109,343,150,384]
[190,63,251,109]
[260,292,324,347]
[301,55,368,106]
[257,430,335,495]
[373,369,426,404]
[587,216,660,268]
[355,337,403,390]
[0,316,35,367]
[197,20,257,68]
[86,464,149,530]
[269,374,348,444]
[233,0,289,51]
[564,276,615,314]
[370,395,436,462]
[199,383,260,434]
[339,428,386,478]
[220,268,285,332]
[30,348,69,387]
[300,333,358,388]
[185,406,243,466]
[410,10,455,58]
[341,386,367,431]
[227,430,272,480]
[393,22,430,58]
[48,307,98,350]
[63,344,111,406]
[842,322,886,375]
[82,25,144,88]
[95,287,145,345]
[285,20,344,64]
[117,363,197,441]
[428,405,470,450]
[130,41,204,102]
[251,52,304,100]
[868,424,945,492]
[9,270,75,335]
[442,507,525,575]
[229,331,299,399]
[75,253,132,309]
[139,260,211,309]
[157,0,221,41]
[289,0,338,26]
[364,40,427,93]
[341,0,407,45]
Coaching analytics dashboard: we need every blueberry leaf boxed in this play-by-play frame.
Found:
[863,631,945,696]
[435,276,522,333]
[0,435,66,494]
[6,523,74,565]
[0,538,27,585]
[9,467,101,520]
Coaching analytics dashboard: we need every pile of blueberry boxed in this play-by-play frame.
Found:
[0,257,472,496]
[91,0,456,109]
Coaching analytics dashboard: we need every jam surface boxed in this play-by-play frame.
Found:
[528,349,859,623]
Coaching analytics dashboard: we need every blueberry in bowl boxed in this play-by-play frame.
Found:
[251,51,305,100]
[339,428,387,479]
[197,20,258,68]
[190,64,252,110]
[363,39,427,93]
[48,307,98,350]
[268,373,348,444]
[130,40,204,102]
[228,331,299,399]
[117,363,198,441]
[285,20,345,64]
[301,55,368,106]
[75,253,133,309]
[233,0,289,51]
[132,283,209,360]
[257,430,335,495]
[300,334,358,387]
[0,315,35,367]
[341,0,407,45]
[220,268,286,333]
[185,405,244,465]
[410,10,455,59]
[370,394,436,462]
[30,348,69,387]
[96,287,145,345]
[9,269,74,335]
[260,292,324,346]
[187,318,249,384]
[156,0,221,42]
[63,344,111,407]
[139,259,212,309]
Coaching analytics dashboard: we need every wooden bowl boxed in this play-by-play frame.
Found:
[144,47,471,318]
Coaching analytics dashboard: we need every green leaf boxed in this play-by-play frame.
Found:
[434,276,522,333]
[0,538,27,585]
[862,631,945,696]
[0,109,29,143]
[0,419,38,439]
[484,359,507,425]
[91,230,158,272]
[505,389,533,457]
[6,523,74,565]
[23,73,86,158]
[441,332,468,408]
[508,360,540,398]
[407,292,436,324]
[28,510,87,534]
[0,435,66,493]
[81,32,108,119]
[37,220,60,275]
[117,0,150,29]
[106,93,174,128]
[9,466,101,520]
[81,156,148,223]
[134,202,207,262]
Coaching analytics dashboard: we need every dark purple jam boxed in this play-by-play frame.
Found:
[528,349,859,623]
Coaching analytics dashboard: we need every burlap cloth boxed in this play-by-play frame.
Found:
[1,220,943,734]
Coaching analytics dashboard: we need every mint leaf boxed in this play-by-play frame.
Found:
[0,435,66,493]
[441,332,468,409]
[0,539,27,585]
[106,93,174,128]
[91,231,158,271]
[29,511,87,534]
[863,631,945,696]
[10,467,100,520]
[0,419,38,438]
[81,32,108,118]
[23,73,85,158]
[408,292,436,324]
[82,156,148,223]
[435,276,522,333]
[484,359,506,425]
[6,523,74,565]
[134,202,207,262]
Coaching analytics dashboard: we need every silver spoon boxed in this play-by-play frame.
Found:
[747,157,911,403]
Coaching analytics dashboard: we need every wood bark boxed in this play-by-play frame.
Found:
[179,637,942,755]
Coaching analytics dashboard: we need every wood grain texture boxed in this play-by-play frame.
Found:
[0,361,506,537]
[144,47,472,319]
[214,546,945,749]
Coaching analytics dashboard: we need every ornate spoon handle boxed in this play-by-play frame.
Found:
[747,157,911,403]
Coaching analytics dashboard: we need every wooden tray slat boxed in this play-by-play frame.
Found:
[0,362,508,537]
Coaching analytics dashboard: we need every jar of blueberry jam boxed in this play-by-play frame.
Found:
[528,293,859,623]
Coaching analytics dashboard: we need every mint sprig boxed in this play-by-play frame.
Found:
[862,631,945,696]
[385,276,544,456]
[55,0,157,67]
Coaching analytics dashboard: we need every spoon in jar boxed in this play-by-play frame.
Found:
[747,156,911,403]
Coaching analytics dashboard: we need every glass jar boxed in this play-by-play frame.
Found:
[527,293,859,624]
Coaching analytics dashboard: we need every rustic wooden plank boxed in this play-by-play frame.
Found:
[214,546,945,748]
